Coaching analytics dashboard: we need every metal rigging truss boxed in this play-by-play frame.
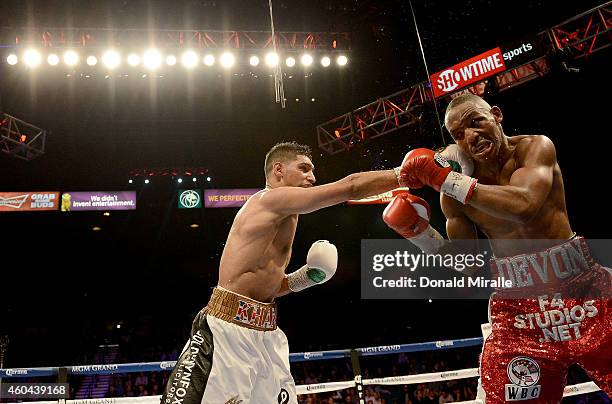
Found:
[0,27,350,51]
[0,113,48,161]
[317,2,611,154]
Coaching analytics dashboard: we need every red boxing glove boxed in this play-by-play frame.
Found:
[397,147,478,205]
[382,193,431,239]
[398,148,452,191]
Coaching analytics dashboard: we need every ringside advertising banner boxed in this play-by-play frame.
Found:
[0,192,60,212]
[204,188,260,208]
[178,189,202,209]
[431,35,546,98]
[500,35,547,70]
[61,191,137,211]
[431,47,506,98]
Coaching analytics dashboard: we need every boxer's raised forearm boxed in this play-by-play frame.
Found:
[469,184,543,223]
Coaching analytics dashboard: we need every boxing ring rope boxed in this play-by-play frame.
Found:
[1,336,602,403]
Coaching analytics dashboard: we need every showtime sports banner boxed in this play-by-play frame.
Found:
[61,191,137,211]
[431,36,545,98]
[0,192,60,212]
[499,35,547,70]
[204,189,260,208]
[431,47,506,98]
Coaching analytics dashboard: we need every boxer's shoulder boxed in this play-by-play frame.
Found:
[508,135,554,149]
[245,188,297,222]
[510,135,556,163]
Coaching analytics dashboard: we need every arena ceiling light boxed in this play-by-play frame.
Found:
[249,55,260,66]
[102,50,121,69]
[321,56,331,67]
[203,54,215,66]
[6,54,18,65]
[23,49,42,67]
[285,57,296,67]
[181,50,198,68]
[219,52,235,68]
[165,55,177,66]
[127,53,141,66]
[337,55,348,66]
[265,52,279,67]
[300,54,313,67]
[47,54,60,66]
[143,49,162,70]
[63,50,79,66]
[86,56,98,66]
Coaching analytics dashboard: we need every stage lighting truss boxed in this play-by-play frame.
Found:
[128,167,210,182]
[0,28,351,72]
[0,113,48,161]
[317,84,428,155]
[317,2,611,155]
[3,49,349,71]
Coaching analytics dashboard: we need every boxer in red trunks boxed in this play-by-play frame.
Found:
[383,93,611,403]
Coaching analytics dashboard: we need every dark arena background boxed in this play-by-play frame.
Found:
[0,1,610,403]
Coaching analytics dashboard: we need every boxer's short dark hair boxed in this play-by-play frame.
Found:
[264,141,312,177]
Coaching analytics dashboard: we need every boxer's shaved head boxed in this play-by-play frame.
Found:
[445,93,492,115]
[264,141,312,179]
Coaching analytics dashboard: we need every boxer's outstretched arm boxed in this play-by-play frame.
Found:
[468,135,556,223]
[262,170,399,215]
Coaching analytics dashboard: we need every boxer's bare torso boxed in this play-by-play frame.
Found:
[218,189,298,302]
[442,135,573,257]
[217,152,400,303]
[465,136,568,239]
[441,96,574,256]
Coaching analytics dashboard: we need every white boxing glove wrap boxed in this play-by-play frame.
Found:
[287,240,338,292]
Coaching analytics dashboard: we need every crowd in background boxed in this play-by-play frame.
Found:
[291,350,479,404]
[107,371,168,398]
[97,344,608,404]
[100,347,481,403]
[3,344,608,403]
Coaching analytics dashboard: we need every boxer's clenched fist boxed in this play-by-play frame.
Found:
[382,192,431,239]
[397,147,478,204]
